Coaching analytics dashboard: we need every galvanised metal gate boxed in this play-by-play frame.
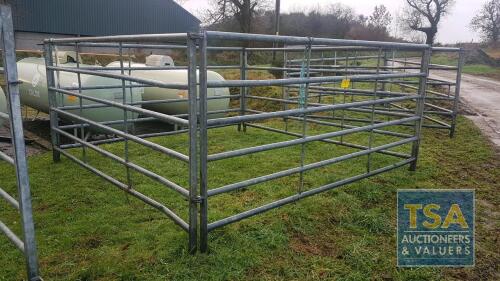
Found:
[386,47,464,137]
[43,31,430,253]
[0,5,42,281]
[284,46,464,137]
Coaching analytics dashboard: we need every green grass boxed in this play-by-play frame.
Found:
[431,53,500,79]
[461,64,500,77]
[0,115,498,280]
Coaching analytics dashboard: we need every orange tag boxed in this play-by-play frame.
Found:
[67,95,78,102]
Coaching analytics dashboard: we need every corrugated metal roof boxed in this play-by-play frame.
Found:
[11,0,200,36]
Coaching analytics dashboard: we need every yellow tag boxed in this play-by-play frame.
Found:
[341,78,350,89]
[177,91,188,99]
[67,95,78,102]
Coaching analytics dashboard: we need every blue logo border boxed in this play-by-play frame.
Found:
[396,189,475,267]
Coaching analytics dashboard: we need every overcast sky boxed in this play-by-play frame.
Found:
[179,0,486,44]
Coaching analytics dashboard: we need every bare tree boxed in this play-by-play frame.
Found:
[470,0,500,43]
[205,2,395,42]
[369,5,392,30]
[401,0,455,45]
[204,0,270,33]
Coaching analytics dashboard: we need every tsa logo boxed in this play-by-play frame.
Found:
[397,189,474,267]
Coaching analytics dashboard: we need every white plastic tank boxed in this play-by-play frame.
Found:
[107,55,230,118]
[17,55,143,128]
[146,54,175,67]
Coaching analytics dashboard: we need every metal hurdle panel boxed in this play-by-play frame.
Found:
[0,5,42,281]
[385,47,464,137]
[284,46,464,137]
[43,33,202,253]
[43,31,430,254]
[200,32,430,252]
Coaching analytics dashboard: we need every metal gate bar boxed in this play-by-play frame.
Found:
[0,5,42,281]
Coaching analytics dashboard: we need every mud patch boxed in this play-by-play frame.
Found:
[0,125,45,157]
[289,234,340,258]
[76,235,104,249]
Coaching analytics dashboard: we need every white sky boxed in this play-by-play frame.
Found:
[179,0,487,44]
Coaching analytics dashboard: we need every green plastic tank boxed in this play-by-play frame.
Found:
[17,57,143,128]
[107,57,230,118]
[0,87,7,127]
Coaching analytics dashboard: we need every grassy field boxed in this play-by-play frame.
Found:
[0,114,498,280]
[458,64,500,79]
[431,53,500,80]
[0,56,497,280]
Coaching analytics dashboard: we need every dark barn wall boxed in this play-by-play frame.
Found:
[14,31,75,51]
[12,0,200,35]
[11,0,200,50]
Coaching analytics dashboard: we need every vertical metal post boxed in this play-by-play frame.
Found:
[127,49,136,135]
[409,48,431,171]
[318,51,324,103]
[340,52,349,143]
[380,51,388,92]
[74,42,87,162]
[272,0,281,62]
[350,51,357,103]
[367,48,383,172]
[449,49,464,138]
[283,46,289,131]
[381,51,391,121]
[388,50,396,111]
[332,51,337,119]
[53,46,63,117]
[187,34,199,253]
[238,48,247,132]
[0,5,41,280]
[43,42,61,162]
[298,41,312,194]
[199,32,209,253]
[119,42,132,188]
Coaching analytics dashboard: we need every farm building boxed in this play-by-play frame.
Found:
[9,0,200,50]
